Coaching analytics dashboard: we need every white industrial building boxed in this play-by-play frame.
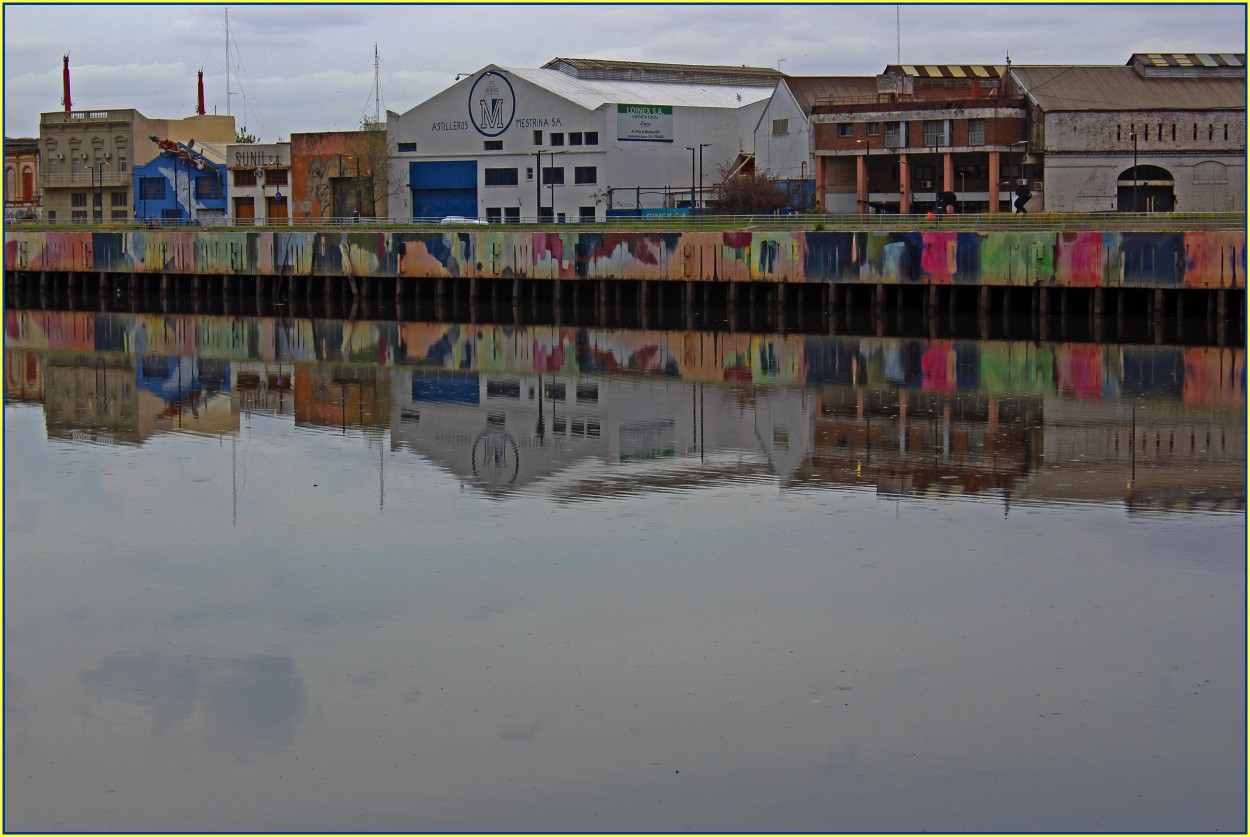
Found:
[386,58,778,222]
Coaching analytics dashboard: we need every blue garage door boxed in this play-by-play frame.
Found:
[410,160,477,220]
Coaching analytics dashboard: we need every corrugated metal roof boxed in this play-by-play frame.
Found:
[543,57,780,87]
[503,67,773,110]
[781,76,881,113]
[886,64,1005,79]
[1013,65,1246,111]
[1127,52,1246,68]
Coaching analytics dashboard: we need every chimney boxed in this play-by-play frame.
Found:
[197,69,205,116]
[62,54,72,116]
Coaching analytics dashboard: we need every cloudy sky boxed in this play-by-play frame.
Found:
[4,3,1245,139]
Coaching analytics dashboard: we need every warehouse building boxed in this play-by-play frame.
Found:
[1011,52,1246,212]
[386,58,778,222]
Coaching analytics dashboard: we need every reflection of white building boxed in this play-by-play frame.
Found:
[388,371,815,497]
[386,59,776,221]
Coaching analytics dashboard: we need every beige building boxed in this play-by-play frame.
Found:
[39,110,234,224]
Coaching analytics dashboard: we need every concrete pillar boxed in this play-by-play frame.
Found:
[987,151,1002,213]
[942,152,955,194]
[898,153,912,215]
[856,156,868,214]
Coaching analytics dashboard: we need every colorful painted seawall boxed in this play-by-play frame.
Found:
[5,228,1245,289]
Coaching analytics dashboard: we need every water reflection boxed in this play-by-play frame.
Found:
[6,310,1244,513]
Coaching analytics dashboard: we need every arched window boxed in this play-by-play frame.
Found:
[5,166,15,198]
[21,167,33,200]
[1193,161,1228,184]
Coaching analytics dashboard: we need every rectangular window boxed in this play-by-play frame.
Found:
[579,206,595,221]
[526,167,534,181]
[533,130,543,145]
[140,178,165,200]
[967,118,985,145]
[161,208,181,220]
[542,167,564,185]
[233,169,258,187]
[538,206,554,222]
[264,170,288,186]
[504,207,521,223]
[1172,125,1176,141]
[486,379,521,399]
[397,142,417,152]
[866,122,880,136]
[111,209,128,221]
[71,192,87,207]
[884,121,905,148]
[484,140,503,151]
[484,167,519,186]
[485,207,502,222]
[584,132,599,145]
[72,211,87,223]
[837,123,852,138]
[550,133,564,147]
[111,192,127,207]
[923,119,949,147]
[576,383,599,403]
[574,166,597,185]
[195,177,223,200]
[773,119,790,135]
[119,156,128,173]
[569,132,583,146]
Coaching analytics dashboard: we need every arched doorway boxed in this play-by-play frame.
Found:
[1116,164,1175,212]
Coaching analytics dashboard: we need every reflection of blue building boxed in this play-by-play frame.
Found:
[133,139,227,224]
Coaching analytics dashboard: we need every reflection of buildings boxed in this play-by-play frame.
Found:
[295,363,390,433]
[389,371,814,496]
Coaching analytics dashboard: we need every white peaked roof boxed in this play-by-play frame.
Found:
[500,66,774,110]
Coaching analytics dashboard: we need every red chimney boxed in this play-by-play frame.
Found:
[197,69,205,115]
[62,54,72,116]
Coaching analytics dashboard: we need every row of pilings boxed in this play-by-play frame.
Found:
[4,269,1243,345]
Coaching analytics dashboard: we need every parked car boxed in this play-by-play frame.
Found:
[439,216,489,226]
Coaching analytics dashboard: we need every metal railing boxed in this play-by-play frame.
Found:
[5,211,1244,233]
[40,172,131,188]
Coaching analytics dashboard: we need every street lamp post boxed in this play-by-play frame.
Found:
[683,146,695,212]
[1130,128,1139,213]
[697,143,711,210]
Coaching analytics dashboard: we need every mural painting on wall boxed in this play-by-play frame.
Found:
[6,229,1246,288]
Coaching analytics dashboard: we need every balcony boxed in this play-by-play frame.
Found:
[41,171,130,189]
[41,109,130,124]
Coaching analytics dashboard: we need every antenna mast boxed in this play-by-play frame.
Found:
[374,43,381,125]
[225,9,232,115]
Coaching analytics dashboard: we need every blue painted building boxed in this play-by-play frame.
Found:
[133,139,227,224]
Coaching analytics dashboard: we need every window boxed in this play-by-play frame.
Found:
[967,118,985,145]
[504,207,521,223]
[233,169,258,187]
[579,206,595,221]
[71,192,87,207]
[140,178,165,200]
[533,130,543,145]
[773,119,790,135]
[111,192,127,207]
[574,166,597,185]
[484,140,503,151]
[538,206,554,222]
[1224,124,1229,141]
[47,211,55,223]
[576,383,598,403]
[837,123,852,138]
[866,122,880,136]
[584,132,599,145]
[923,119,949,147]
[161,208,181,220]
[119,156,127,173]
[569,132,583,146]
[550,133,564,146]
[397,142,417,152]
[542,167,564,185]
[1172,125,1177,141]
[264,170,288,186]
[1157,124,1162,141]
[485,207,503,222]
[1117,125,1122,141]
[195,177,223,200]
[884,121,905,148]
[111,209,128,221]
[526,167,534,181]
[484,167,519,186]
[71,211,87,223]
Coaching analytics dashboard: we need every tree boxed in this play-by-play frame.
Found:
[235,127,259,144]
[712,168,791,215]
[341,117,402,219]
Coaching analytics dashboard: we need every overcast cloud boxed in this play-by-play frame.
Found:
[3,3,1245,140]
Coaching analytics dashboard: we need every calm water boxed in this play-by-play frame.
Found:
[4,309,1246,833]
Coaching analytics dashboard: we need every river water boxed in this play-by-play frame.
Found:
[3,307,1245,832]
